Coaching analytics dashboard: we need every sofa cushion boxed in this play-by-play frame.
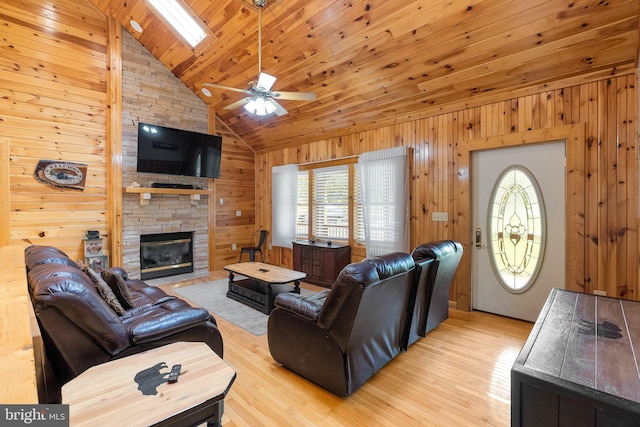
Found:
[127,279,172,304]
[101,270,134,309]
[80,266,126,316]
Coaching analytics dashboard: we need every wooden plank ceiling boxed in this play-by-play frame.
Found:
[88,0,640,152]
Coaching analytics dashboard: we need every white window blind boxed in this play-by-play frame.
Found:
[357,146,410,257]
[271,164,298,248]
[312,166,349,241]
[296,171,309,238]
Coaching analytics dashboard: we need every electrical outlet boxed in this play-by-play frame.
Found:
[593,290,607,296]
[219,198,224,204]
[231,243,237,250]
[236,210,241,216]
[432,212,448,222]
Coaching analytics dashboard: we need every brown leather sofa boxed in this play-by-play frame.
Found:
[267,252,416,397]
[25,245,224,403]
[407,240,464,346]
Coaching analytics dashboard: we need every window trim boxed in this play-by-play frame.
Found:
[296,158,360,246]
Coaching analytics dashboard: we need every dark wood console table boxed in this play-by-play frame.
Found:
[292,241,351,288]
[511,288,640,427]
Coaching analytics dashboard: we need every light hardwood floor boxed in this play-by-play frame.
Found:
[158,271,533,427]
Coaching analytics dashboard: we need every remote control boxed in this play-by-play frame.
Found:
[167,364,181,383]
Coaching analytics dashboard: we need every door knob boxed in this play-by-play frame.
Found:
[475,228,482,248]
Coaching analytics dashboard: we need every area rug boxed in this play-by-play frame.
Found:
[172,279,315,336]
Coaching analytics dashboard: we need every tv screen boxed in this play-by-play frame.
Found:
[136,122,222,179]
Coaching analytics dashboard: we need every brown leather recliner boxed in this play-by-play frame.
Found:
[25,245,224,402]
[408,240,463,346]
[267,252,416,397]
[403,255,436,349]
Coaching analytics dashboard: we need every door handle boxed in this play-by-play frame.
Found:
[475,228,482,248]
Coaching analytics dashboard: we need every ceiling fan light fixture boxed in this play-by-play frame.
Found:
[244,96,277,116]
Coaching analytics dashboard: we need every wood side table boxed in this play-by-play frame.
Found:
[62,342,236,427]
[511,288,640,427]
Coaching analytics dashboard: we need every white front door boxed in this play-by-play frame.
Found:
[471,142,565,322]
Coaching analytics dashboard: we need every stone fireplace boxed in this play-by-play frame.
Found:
[120,28,212,280]
[140,231,194,280]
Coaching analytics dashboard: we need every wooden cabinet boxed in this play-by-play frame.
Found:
[511,289,640,427]
[293,241,351,288]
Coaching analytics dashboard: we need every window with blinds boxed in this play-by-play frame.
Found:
[296,171,309,238]
[313,166,349,240]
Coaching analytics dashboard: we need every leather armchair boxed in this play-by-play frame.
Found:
[409,240,463,343]
[267,252,416,397]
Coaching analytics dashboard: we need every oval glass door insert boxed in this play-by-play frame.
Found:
[488,165,546,293]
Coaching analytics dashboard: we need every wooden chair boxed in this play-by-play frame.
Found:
[239,230,268,262]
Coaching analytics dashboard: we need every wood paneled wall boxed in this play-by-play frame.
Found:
[1,0,109,259]
[257,74,639,310]
[211,118,257,269]
[0,0,255,268]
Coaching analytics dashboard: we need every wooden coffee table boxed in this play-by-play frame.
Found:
[224,262,306,314]
[62,342,236,427]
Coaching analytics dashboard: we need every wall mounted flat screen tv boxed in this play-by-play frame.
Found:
[136,122,222,179]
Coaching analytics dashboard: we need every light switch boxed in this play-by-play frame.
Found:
[236,210,241,216]
[432,212,449,222]
[219,198,224,204]
[231,243,237,250]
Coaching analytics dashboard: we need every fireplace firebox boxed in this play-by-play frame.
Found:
[140,232,194,280]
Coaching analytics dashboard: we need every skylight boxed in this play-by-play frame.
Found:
[147,0,207,48]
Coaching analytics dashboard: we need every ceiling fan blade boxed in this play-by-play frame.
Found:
[202,82,253,95]
[256,72,277,91]
[270,99,289,116]
[223,98,251,110]
[272,91,317,101]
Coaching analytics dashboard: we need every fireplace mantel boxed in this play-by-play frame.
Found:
[124,187,212,205]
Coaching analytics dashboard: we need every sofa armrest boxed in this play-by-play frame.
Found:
[122,306,212,344]
[274,290,329,322]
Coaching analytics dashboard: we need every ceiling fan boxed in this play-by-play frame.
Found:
[201,0,316,117]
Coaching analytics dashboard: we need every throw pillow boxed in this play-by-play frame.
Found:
[79,265,126,316]
[101,270,135,309]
